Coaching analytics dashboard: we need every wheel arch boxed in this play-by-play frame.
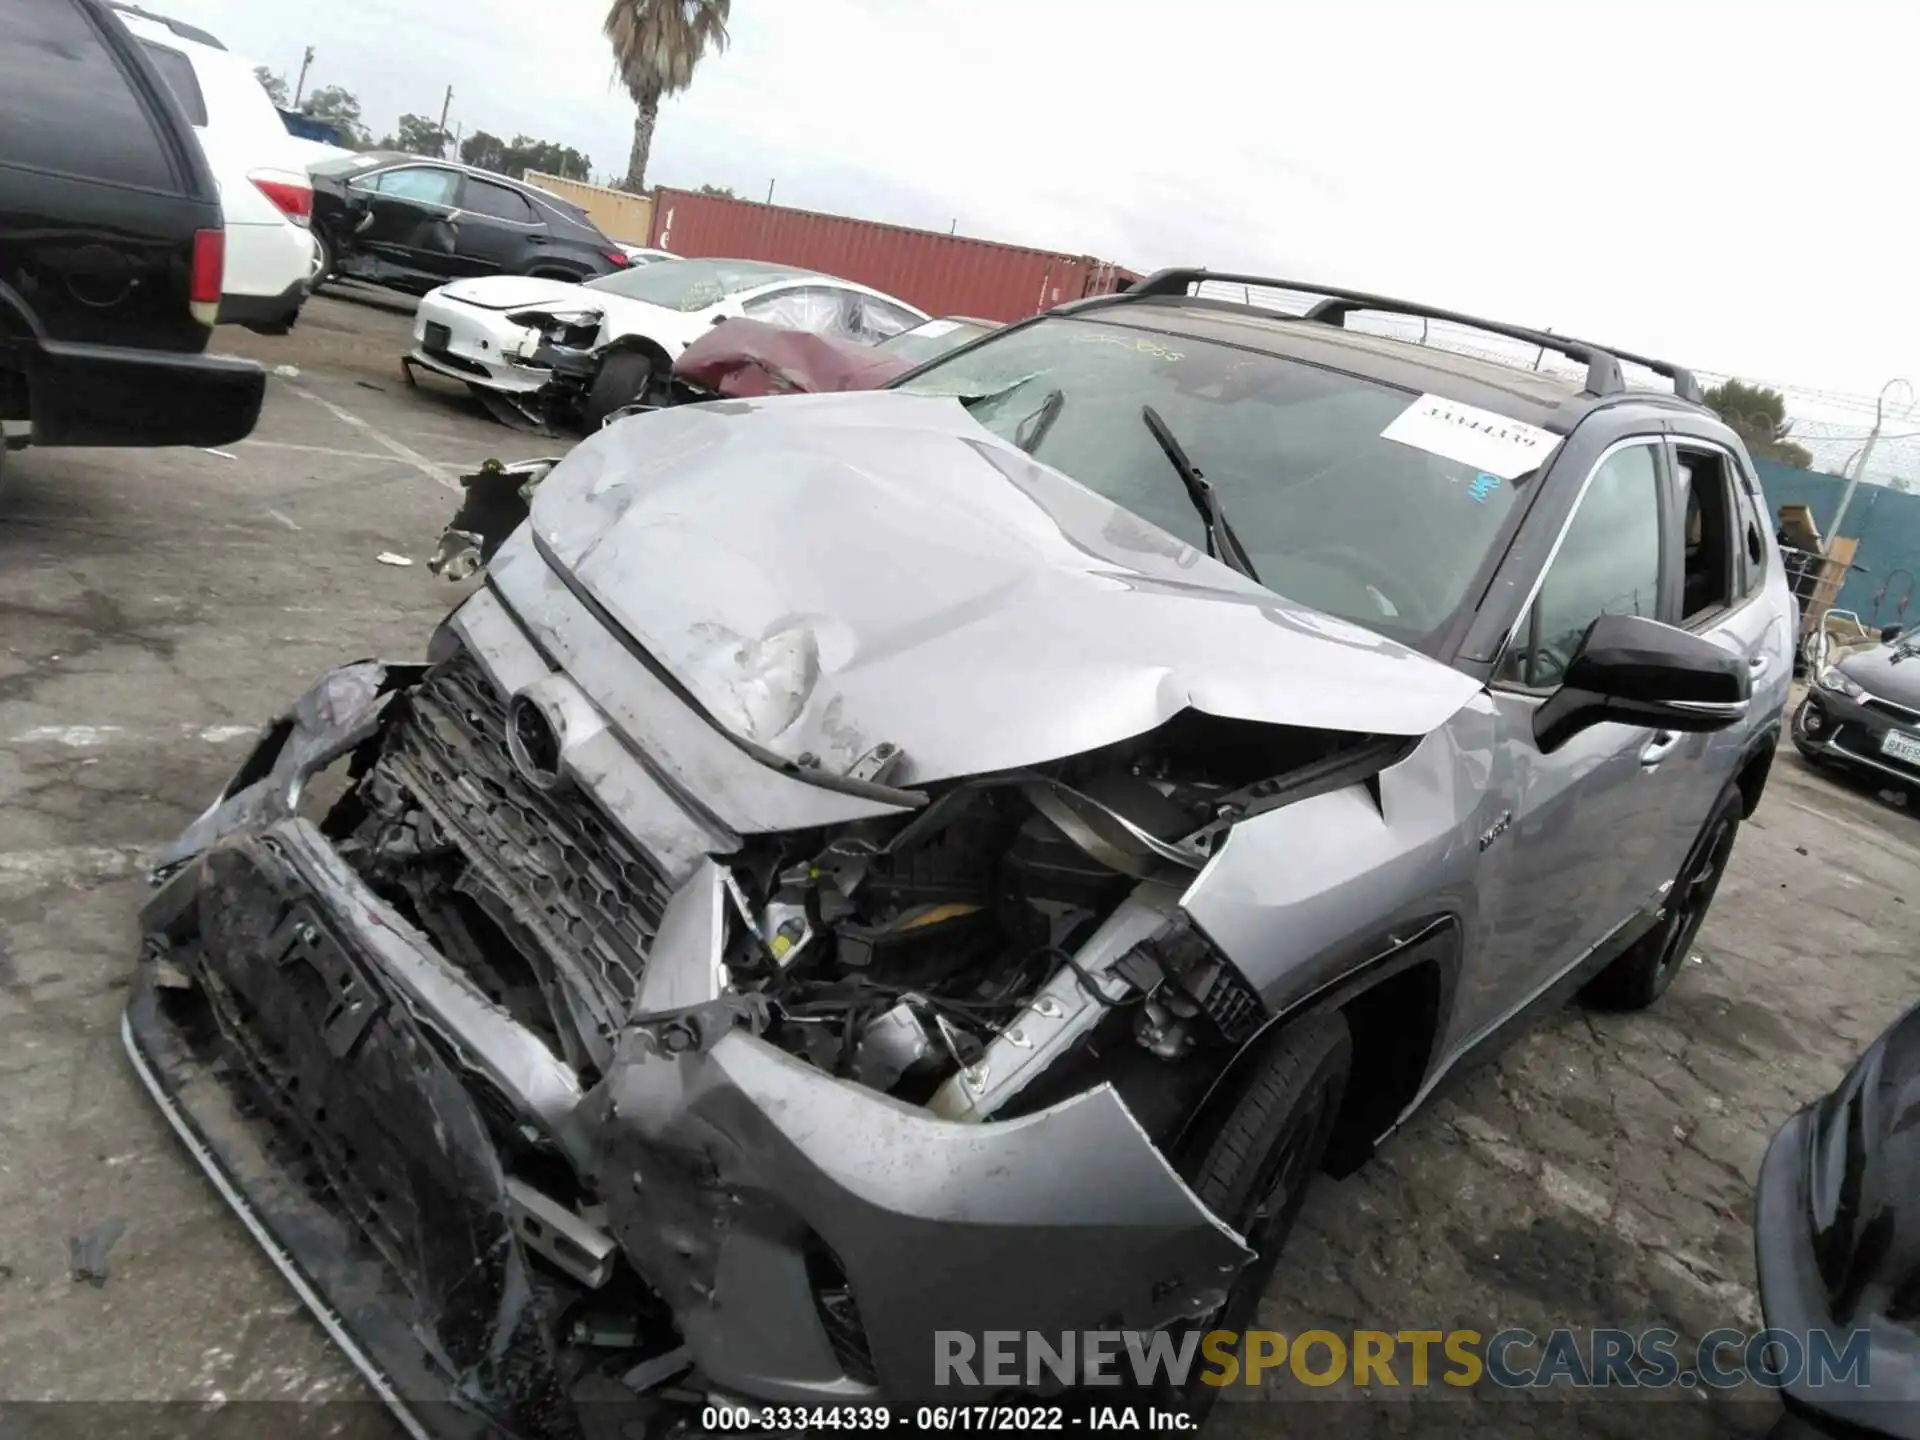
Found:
[1735,725,1781,817]
[1174,915,1462,1179]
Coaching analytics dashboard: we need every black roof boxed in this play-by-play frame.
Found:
[1065,269,1709,436]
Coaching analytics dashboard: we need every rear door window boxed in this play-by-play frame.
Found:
[0,0,181,190]
[462,178,535,224]
[743,286,858,337]
[137,39,204,126]
[369,166,460,206]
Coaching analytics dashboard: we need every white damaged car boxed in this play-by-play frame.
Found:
[408,257,927,428]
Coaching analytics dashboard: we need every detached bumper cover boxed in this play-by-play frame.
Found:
[129,649,1252,1431]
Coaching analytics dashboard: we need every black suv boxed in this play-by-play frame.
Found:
[0,0,264,478]
[309,153,630,297]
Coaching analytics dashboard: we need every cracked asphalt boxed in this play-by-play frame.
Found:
[3,290,1918,1438]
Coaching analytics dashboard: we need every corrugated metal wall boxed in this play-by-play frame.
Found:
[521,172,654,245]
[648,188,1132,322]
[1754,459,1920,625]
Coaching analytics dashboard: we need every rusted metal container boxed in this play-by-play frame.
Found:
[648,188,1133,322]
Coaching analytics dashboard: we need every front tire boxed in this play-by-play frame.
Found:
[1164,1010,1349,1416]
[582,351,655,432]
[1584,786,1743,1010]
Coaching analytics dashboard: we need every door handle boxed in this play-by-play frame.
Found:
[1641,730,1681,767]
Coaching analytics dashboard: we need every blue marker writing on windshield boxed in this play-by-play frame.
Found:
[1469,473,1501,503]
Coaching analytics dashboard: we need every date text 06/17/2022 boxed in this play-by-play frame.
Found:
[700,1404,1195,1432]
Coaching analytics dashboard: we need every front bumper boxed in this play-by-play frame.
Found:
[1792,688,1920,789]
[412,297,547,393]
[128,591,1250,1432]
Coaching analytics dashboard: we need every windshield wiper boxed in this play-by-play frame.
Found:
[1140,405,1258,581]
[1013,388,1064,453]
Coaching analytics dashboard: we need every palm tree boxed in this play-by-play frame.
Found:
[604,0,731,193]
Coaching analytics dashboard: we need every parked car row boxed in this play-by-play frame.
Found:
[308,150,635,296]
[405,256,957,430]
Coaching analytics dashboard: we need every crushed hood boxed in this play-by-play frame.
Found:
[527,391,1483,785]
[436,275,587,311]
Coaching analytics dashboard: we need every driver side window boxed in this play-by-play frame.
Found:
[1498,443,1662,690]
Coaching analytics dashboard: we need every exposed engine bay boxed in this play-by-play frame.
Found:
[328,648,1376,1132]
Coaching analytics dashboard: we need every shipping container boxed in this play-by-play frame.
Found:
[521,172,655,246]
[647,188,1134,324]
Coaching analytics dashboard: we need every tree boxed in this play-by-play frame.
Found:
[460,130,591,181]
[301,85,369,148]
[603,0,731,193]
[1703,379,1814,469]
[379,113,450,157]
[254,65,290,107]
[697,183,736,198]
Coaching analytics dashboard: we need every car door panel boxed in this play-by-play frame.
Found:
[1659,441,1783,862]
[350,166,462,282]
[450,176,542,279]
[1460,438,1673,1041]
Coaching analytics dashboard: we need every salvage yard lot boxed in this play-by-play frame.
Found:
[1,293,1917,1437]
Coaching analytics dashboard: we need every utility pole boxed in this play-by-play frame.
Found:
[765,178,776,205]
[292,44,314,107]
[1827,377,1915,555]
[436,85,454,158]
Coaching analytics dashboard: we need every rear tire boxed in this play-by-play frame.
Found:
[307,231,331,295]
[583,351,655,432]
[1583,786,1743,1010]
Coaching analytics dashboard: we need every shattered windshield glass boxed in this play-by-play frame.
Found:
[582,258,808,311]
[896,316,1535,646]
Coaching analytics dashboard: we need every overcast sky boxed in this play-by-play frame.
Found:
[171,0,1918,412]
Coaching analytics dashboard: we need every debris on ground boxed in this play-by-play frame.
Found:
[428,529,484,582]
[201,448,238,460]
[1795,845,1809,855]
[427,457,560,580]
[375,552,413,567]
[272,364,301,378]
[68,1219,127,1286]
[355,380,385,392]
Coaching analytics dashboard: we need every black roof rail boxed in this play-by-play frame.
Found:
[107,2,226,48]
[1122,268,1703,404]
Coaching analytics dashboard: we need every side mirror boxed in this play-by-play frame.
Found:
[1534,613,1751,753]
[1883,625,1904,645]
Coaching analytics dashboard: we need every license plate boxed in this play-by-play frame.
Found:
[1880,727,1920,766]
[423,321,451,350]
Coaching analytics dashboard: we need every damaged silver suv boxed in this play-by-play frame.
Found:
[126,271,1794,1436]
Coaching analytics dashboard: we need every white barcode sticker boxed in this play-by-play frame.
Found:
[1381,393,1561,480]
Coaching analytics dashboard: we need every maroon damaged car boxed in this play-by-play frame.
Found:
[672,314,997,400]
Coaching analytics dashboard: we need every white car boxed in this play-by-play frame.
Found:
[409,257,928,427]
[117,7,315,334]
